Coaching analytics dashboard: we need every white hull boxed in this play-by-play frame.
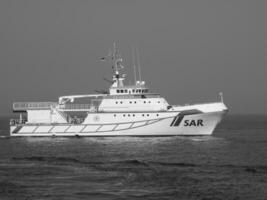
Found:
[10,110,226,137]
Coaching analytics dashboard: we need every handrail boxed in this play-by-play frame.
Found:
[13,102,95,111]
[172,101,223,107]
[13,102,57,110]
[105,94,161,99]
[59,104,92,110]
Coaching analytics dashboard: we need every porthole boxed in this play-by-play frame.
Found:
[156,114,159,116]
[120,101,123,104]
[148,101,151,103]
[123,114,126,117]
[144,101,146,103]
[116,102,118,104]
[134,101,137,104]
[147,114,149,117]
[114,114,116,117]
[128,114,130,117]
[142,114,145,117]
[133,114,135,117]
[130,101,132,104]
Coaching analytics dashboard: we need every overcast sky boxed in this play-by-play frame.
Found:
[0,0,266,115]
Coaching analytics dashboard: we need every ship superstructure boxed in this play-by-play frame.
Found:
[10,43,228,136]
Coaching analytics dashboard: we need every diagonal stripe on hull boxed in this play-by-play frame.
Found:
[173,116,184,126]
[12,126,22,133]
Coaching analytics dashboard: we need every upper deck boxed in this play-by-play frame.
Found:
[13,102,57,112]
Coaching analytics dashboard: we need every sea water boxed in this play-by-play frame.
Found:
[0,115,266,200]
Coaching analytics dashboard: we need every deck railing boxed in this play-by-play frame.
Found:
[13,102,95,111]
[58,104,93,110]
[13,102,57,111]
[10,119,26,125]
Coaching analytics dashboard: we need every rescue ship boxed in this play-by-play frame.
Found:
[10,43,228,136]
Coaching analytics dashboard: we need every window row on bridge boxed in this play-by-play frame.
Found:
[117,89,149,94]
[114,113,160,117]
[115,100,161,104]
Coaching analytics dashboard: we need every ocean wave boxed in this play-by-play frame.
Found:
[11,156,267,175]
[12,156,151,167]
[10,156,207,169]
[12,156,87,165]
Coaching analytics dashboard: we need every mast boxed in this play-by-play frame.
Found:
[112,42,119,75]
[108,42,125,87]
[136,47,142,82]
[132,46,137,85]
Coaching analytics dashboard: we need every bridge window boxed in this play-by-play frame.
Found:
[117,90,120,93]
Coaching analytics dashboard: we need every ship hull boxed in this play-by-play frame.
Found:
[10,111,226,137]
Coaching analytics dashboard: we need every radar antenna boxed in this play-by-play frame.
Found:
[101,42,124,74]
